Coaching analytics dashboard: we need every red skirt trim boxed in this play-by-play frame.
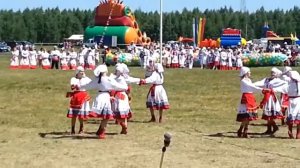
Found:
[89,112,115,120]
[42,65,51,69]
[262,115,284,120]
[19,65,30,69]
[241,93,258,112]
[10,66,19,69]
[30,65,37,69]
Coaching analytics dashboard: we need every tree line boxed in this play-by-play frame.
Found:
[0,6,300,43]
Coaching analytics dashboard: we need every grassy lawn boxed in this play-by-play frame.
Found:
[0,53,299,168]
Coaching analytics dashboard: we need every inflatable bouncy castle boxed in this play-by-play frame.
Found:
[218,28,246,48]
[84,0,151,45]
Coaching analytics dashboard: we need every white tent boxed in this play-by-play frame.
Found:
[66,34,83,41]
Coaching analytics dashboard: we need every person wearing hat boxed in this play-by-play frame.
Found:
[28,47,37,69]
[273,71,300,139]
[60,48,69,70]
[170,47,179,68]
[145,57,155,78]
[69,47,78,70]
[80,65,128,139]
[86,47,96,70]
[40,48,51,69]
[254,67,287,135]
[10,47,20,69]
[139,63,169,123]
[66,66,92,134]
[279,66,292,125]
[109,64,133,134]
[19,46,30,69]
[237,67,264,138]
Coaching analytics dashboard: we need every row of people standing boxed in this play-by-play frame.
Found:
[66,63,169,139]
[237,66,300,139]
[10,46,101,70]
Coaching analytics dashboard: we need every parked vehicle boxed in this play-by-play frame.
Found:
[0,44,11,52]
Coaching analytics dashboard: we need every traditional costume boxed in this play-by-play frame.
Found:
[80,65,128,139]
[274,71,300,139]
[10,50,19,69]
[140,63,169,122]
[41,51,51,69]
[254,68,286,134]
[29,49,37,69]
[66,67,91,119]
[236,67,262,138]
[69,51,78,70]
[20,48,30,69]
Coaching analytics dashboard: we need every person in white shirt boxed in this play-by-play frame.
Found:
[179,48,186,68]
[254,67,286,135]
[60,48,69,70]
[51,46,61,69]
[236,67,263,138]
[69,48,78,70]
[236,51,243,70]
[279,66,292,125]
[10,47,19,69]
[86,48,96,70]
[29,47,37,69]
[139,63,169,123]
[41,48,51,69]
[220,49,228,70]
[80,65,128,139]
[227,49,233,70]
[273,71,300,139]
[66,66,91,134]
[20,46,30,69]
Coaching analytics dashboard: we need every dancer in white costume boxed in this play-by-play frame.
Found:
[41,48,51,69]
[273,71,300,139]
[80,65,128,139]
[10,47,19,69]
[29,47,37,69]
[254,67,286,135]
[69,48,78,70]
[66,66,91,134]
[139,63,170,123]
[20,46,30,69]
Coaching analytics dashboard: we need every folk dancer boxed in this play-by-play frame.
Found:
[236,67,263,138]
[80,65,128,139]
[254,67,286,135]
[66,67,91,134]
[10,47,19,69]
[139,63,170,123]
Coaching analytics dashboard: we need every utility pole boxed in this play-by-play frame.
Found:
[241,0,248,39]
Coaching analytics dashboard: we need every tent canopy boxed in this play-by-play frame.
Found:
[65,34,84,41]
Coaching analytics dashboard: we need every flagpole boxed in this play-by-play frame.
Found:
[160,0,163,63]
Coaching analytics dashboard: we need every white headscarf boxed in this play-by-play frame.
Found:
[288,71,300,81]
[239,66,250,77]
[271,67,282,76]
[282,66,292,74]
[75,66,84,75]
[94,65,108,77]
[155,63,164,73]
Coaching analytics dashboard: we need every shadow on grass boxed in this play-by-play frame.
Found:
[38,132,118,140]
[207,132,291,139]
[128,120,150,123]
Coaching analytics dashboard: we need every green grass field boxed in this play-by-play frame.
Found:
[0,53,299,168]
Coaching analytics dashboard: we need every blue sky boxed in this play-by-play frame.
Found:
[0,0,299,12]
